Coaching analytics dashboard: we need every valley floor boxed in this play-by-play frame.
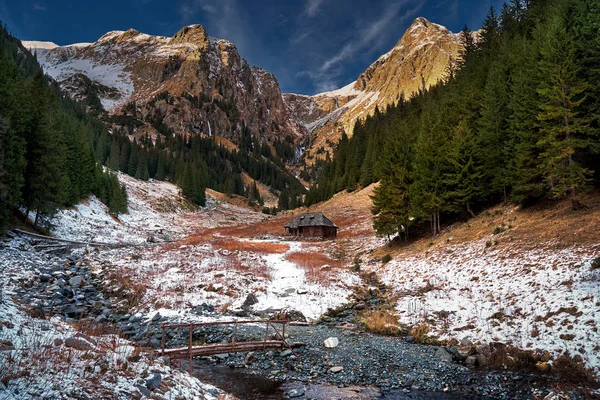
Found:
[1,174,599,399]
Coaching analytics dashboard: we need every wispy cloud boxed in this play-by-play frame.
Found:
[289,30,312,44]
[32,2,46,11]
[202,4,217,14]
[320,1,420,72]
[304,0,324,17]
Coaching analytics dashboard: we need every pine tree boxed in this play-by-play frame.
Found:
[410,104,449,235]
[535,9,591,208]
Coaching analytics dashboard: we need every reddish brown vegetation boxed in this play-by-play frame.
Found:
[211,238,288,254]
[286,251,343,283]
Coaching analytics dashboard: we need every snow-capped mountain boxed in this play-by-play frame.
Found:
[23,25,306,144]
[284,17,467,163]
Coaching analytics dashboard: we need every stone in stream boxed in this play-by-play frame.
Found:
[323,337,339,348]
[330,366,344,373]
[435,347,454,363]
[69,276,84,287]
[286,388,305,398]
[280,349,293,357]
[244,352,256,365]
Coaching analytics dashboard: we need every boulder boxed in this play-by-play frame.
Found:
[330,366,344,373]
[435,347,453,363]
[323,337,339,348]
[465,355,477,367]
[280,349,293,357]
[0,340,14,350]
[145,373,162,391]
[475,354,489,367]
[457,338,476,358]
[283,309,307,322]
[65,337,94,351]
[242,293,258,310]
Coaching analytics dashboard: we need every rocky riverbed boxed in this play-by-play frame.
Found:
[0,233,591,399]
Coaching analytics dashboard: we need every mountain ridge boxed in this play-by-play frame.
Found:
[23,24,307,148]
[283,17,468,164]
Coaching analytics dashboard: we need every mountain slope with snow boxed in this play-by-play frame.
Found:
[25,25,306,145]
[284,17,466,164]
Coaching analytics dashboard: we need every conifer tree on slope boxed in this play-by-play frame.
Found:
[535,7,591,209]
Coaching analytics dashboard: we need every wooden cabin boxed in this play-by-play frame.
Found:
[284,212,338,239]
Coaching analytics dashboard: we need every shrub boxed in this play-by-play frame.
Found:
[591,257,600,270]
[492,226,505,235]
[381,254,392,264]
[361,310,400,335]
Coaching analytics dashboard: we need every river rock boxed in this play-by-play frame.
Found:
[280,349,293,357]
[457,338,476,358]
[244,351,256,365]
[65,337,93,351]
[0,340,14,350]
[242,293,258,310]
[330,366,344,373]
[436,347,453,363]
[69,276,84,287]
[476,354,489,367]
[465,355,477,367]
[286,388,305,398]
[324,337,339,348]
[145,373,162,390]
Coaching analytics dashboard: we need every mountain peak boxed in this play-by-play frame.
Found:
[21,40,58,51]
[171,24,210,47]
[411,16,431,27]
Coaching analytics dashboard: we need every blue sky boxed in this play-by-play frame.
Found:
[1,0,504,95]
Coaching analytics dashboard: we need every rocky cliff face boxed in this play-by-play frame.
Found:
[285,17,467,163]
[24,25,306,145]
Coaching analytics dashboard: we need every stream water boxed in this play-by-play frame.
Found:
[191,361,479,400]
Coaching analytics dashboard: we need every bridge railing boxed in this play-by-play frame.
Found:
[159,319,296,374]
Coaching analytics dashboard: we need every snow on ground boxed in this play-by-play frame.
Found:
[369,237,600,372]
[0,238,233,400]
[98,237,360,323]
[21,40,58,50]
[315,81,362,98]
[48,173,263,245]
[34,49,133,111]
[43,172,360,322]
[249,242,360,321]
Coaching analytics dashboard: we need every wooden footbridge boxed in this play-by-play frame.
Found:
[159,319,296,374]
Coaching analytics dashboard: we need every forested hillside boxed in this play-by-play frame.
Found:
[306,0,600,238]
[0,24,306,235]
[0,24,128,233]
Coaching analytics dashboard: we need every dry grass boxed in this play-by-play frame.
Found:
[409,323,431,342]
[102,269,147,312]
[286,251,343,283]
[211,237,289,254]
[360,310,400,335]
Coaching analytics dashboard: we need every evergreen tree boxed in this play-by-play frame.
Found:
[535,8,591,208]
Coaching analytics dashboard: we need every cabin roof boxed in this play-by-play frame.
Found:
[284,213,338,229]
